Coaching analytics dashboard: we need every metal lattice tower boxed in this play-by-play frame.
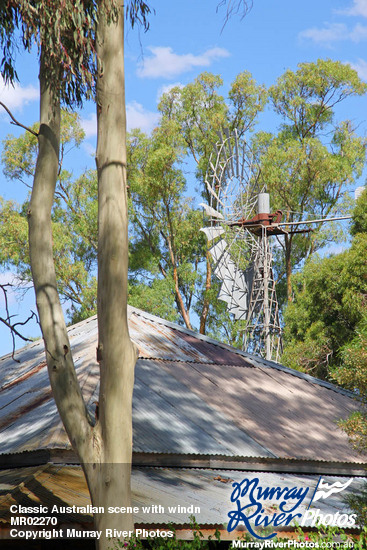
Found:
[243,226,282,361]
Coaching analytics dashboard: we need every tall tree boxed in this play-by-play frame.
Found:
[328,189,367,456]
[0,0,96,341]
[0,1,151,547]
[127,125,204,329]
[257,59,367,302]
[282,189,367,526]
[157,71,267,334]
[89,0,137,539]
[282,189,367,380]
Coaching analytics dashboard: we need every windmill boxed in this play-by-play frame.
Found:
[200,130,356,362]
[200,129,306,362]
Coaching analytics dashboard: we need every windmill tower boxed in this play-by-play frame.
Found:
[200,130,285,362]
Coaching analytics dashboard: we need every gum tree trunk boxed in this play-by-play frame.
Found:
[28,50,96,463]
[93,0,137,545]
[28,5,136,548]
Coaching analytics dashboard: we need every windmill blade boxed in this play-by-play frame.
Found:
[220,278,248,314]
[216,129,233,182]
[227,267,249,318]
[228,303,246,320]
[209,239,228,264]
[231,297,248,319]
[230,285,249,319]
[207,159,222,191]
[220,283,248,319]
[206,179,225,208]
[223,127,235,177]
[217,264,241,307]
[217,261,243,302]
[212,247,238,292]
[209,241,240,296]
[218,279,235,305]
[214,253,235,281]
[233,129,240,178]
[213,247,250,318]
[200,203,224,220]
[200,226,225,242]
[232,309,248,321]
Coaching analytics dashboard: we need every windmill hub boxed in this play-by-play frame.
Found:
[228,192,284,236]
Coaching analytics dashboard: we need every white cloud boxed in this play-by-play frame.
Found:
[81,103,159,137]
[337,0,367,17]
[127,101,159,133]
[299,23,348,45]
[0,78,38,112]
[81,112,97,139]
[137,46,230,79]
[349,57,367,79]
[299,22,367,45]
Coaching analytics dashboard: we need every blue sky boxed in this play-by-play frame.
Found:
[1,0,367,355]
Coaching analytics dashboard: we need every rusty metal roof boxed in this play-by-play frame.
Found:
[0,464,364,529]
[0,306,364,463]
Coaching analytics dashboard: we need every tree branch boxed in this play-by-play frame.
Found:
[0,283,37,362]
[0,101,39,137]
[217,0,253,29]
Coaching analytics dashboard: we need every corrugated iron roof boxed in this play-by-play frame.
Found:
[0,307,364,463]
[0,464,364,529]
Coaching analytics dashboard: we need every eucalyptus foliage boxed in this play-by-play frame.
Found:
[1,61,366,349]
[257,59,367,302]
[0,111,98,323]
[0,0,98,106]
[282,189,367,383]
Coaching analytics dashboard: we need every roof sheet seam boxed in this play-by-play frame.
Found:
[138,357,257,368]
[131,308,357,399]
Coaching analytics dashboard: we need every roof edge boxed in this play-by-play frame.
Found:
[1,448,366,477]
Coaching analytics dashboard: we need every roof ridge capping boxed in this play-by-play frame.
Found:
[128,305,357,400]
